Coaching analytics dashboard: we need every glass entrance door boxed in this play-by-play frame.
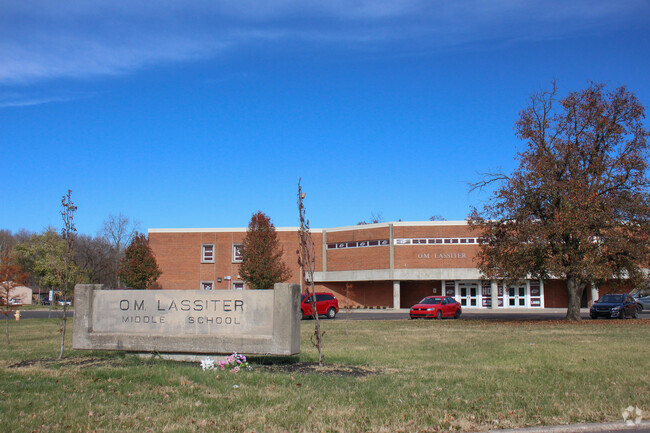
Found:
[458,282,479,307]
[505,284,527,307]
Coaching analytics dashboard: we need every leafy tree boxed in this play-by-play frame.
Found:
[469,83,650,320]
[13,228,82,294]
[117,233,162,290]
[0,252,27,344]
[239,211,290,290]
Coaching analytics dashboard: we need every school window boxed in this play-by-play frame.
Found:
[202,244,215,263]
[233,244,243,263]
[233,282,245,290]
[201,281,214,290]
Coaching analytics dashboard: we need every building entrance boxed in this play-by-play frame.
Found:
[505,284,527,307]
[458,282,479,307]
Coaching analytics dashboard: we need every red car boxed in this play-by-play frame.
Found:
[410,296,461,320]
[301,293,339,319]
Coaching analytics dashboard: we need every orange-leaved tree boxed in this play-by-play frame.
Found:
[469,83,650,321]
[117,233,161,290]
[0,252,28,344]
[239,211,290,290]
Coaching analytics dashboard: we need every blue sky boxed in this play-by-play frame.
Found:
[2,1,649,235]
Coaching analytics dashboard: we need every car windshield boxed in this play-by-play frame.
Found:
[419,298,442,305]
[599,294,624,303]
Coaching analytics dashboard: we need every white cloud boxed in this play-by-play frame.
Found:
[0,0,647,84]
[0,90,96,108]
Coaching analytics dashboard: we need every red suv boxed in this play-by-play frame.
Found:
[301,293,339,319]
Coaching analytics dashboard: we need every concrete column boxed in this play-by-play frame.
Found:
[491,280,499,309]
[393,280,401,309]
[590,283,599,307]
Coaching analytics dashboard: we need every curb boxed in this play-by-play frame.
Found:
[489,421,650,433]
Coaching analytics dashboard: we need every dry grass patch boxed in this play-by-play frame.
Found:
[0,318,648,432]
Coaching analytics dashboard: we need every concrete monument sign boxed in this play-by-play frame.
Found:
[73,283,300,356]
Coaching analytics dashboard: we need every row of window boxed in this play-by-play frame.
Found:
[326,239,390,250]
[205,237,480,261]
[202,244,242,263]
[395,238,480,245]
[326,237,480,250]
[201,281,244,290]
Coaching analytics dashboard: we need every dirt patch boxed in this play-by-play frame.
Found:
[8,357,125,369]
[260,362,381,377]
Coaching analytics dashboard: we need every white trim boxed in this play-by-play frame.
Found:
[313,268,482,282]
[148,221,470,234]
[324,220,469,233]
[149,227,304,233]
[201,244,215,263]
[232,243,243,263]
[200,281,214,290]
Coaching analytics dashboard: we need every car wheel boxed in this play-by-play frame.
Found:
[436,310,442,320]
[301,310,307,320]
[454,309,461,319]
[326,307,337,319]
[632,308,638,319]
[590,315,597,320]
[619,310,626,320]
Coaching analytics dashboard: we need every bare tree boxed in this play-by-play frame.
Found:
[297,180,324,366]
[357,212,384,225]
[75,234,113,285]
[100,213,140,288]
[59,190,77,359]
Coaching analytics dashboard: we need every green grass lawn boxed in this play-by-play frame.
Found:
[1,318,648,432]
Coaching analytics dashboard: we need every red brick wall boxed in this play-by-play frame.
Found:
[315,281,394,308]
[394,224,476,238]
[325,226,390,243]
[401,281,442,307]
[149,230,305,290]
[543,280,567,308]
[326,246,390,271]
[393,245,480,269]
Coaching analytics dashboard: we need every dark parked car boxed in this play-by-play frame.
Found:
[410,296,462,320]
[300,293,339,319]
[630,288,650,311]
[590,294,639,319]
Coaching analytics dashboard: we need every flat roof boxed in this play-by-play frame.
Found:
[148,220,469,234]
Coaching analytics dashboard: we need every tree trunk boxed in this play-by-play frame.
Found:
[58,306,67,360]
[566,275,586,321]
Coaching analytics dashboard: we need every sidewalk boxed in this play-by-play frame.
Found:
[489,420,650,433]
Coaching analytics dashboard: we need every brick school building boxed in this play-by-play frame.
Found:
[148,221,602,310]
